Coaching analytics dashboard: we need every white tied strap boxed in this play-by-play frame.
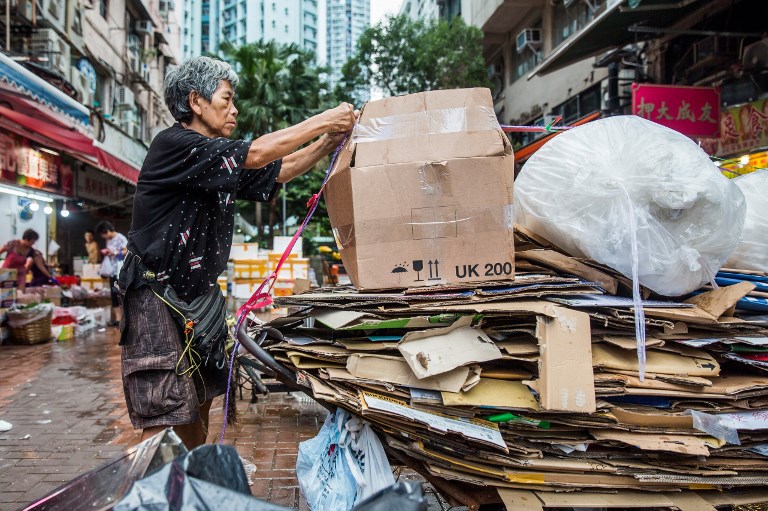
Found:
[621,186,647,381]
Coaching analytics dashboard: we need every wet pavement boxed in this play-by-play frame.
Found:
[0,327,447,511]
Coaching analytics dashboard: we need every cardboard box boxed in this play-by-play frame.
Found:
[0,288,16,308]
[0,268,17,288]
[327,92,514,290]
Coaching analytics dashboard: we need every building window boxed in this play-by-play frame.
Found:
[284,7,288,15]
[99,0,108,19]
[553,0,604,47]
[272,20,275,28]
[285,25,288,33]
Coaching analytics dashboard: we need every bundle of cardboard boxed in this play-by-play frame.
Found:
[256,89,768,508]
[261,229,768,507]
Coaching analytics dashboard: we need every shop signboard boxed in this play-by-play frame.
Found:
[632,84,720,138]
[699,97,768,159]
[0,129,73,195]
[76,165,122,204]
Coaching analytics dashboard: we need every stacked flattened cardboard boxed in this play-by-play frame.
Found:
[260,228,768,508]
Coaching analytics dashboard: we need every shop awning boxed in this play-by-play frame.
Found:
[0,104,141,184]
[515,111,602,163]
[527,0,705,78]
[0,52,90,128]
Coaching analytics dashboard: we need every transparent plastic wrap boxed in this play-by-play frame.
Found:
[352,106,500,143]
[725,170,768,272]
[515,115,746,297]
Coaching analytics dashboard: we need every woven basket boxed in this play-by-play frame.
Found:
[8,308,53,345]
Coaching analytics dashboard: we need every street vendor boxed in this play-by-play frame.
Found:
[117,56,357,449]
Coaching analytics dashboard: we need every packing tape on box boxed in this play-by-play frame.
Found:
[332,205,514,248]
[352,106,500,143]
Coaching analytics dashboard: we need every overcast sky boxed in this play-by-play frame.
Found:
[370,0,403,24]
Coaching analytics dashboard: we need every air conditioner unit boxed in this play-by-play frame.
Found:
[743,39,768,71]
[42,0,65,29]
[516,28,542,54]
[30,28,71,78]
[16,0,34,22]
[71,68,93,106]
[135,20,153,34]
[116,85,135,108]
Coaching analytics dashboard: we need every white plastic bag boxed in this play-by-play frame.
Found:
[343,417,396,504]
[515,115,746,297]
[297,409,358,511]
[725,170,768,272]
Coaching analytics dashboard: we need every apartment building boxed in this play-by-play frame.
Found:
[182,0,319,60]
[326,0,369,89]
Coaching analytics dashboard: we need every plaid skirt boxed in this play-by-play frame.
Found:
[120,286,229,430]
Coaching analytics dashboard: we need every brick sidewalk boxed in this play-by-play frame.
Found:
[0,328,329,511]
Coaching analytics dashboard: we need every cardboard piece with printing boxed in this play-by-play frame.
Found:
[325,88,515,290]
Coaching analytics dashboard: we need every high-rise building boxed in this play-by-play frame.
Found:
[182,0,319,61]
[326,0,370,91]
[399,0,461,22]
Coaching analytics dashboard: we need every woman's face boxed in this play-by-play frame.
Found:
[85,232,93,242]
[195,80,239,138]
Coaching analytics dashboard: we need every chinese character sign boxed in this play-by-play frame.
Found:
[706,97,768,158]
[632,84,720,138]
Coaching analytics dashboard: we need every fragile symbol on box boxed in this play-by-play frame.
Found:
[391,260,442,282]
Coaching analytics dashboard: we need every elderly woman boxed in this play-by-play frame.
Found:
[117,56,356,448]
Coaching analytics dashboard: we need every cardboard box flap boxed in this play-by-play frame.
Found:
[592,344,719,377]
[441,378,539,410]
[398,316,503,378]
[589,429,712,455]
[346,353,471,393]
[537,306,596,413]
[517,250,619,295]
[352,88,509,167]
[685,281,756,318]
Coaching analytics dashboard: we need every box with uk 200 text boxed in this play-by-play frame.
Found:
[325,88,515,290]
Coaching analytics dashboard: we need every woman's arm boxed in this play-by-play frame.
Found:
[245,103,356,169]
[277,135,342,183]
[32,253,51,277]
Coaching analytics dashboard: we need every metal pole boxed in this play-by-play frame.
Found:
[281,182,286,236]
[5,0,10,51]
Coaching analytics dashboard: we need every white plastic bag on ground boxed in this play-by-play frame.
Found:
[297,408,358,510]
[343,417,396,504]
[515,115,746,297]
[725,170,768,272]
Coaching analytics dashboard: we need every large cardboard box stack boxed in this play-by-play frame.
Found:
[325,88,515,290]
[261,228,768,508]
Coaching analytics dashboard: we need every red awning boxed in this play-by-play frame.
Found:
[0,103,140,184]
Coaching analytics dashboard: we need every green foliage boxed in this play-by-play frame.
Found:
[336,14,491,103]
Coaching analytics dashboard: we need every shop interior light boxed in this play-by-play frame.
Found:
[29,201,40,211]
[740,155,750,165]
[38,147,60,157]
[0,185,55,202]
[43,204,53,215]
[60,201,70,218]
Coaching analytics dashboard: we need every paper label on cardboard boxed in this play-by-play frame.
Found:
[361,391,507,450]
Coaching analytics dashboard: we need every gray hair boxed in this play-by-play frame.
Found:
[163,56,239,123]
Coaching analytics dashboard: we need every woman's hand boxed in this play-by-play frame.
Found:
[324,103,357,133]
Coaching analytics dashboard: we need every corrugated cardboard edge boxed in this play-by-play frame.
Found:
[537,304,596,413]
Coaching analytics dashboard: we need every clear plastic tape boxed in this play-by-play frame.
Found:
[352,106,501,143]
[686,410,741,445]
[332,205,514,249]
